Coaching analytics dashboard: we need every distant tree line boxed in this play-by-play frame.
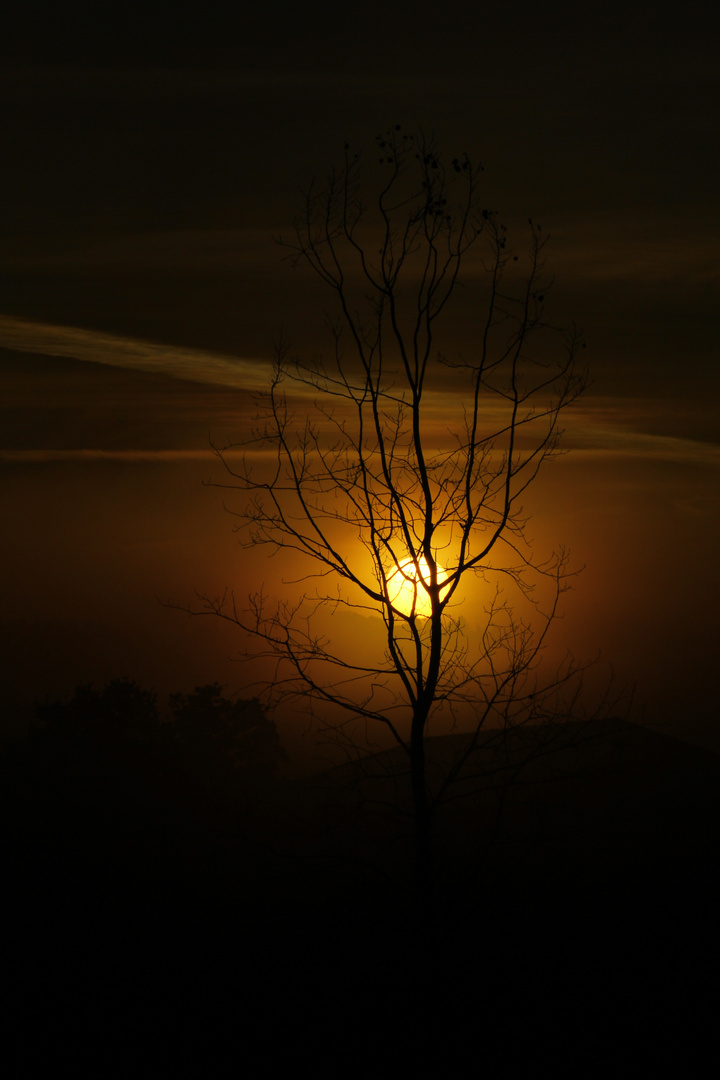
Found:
[1,677,286,845]
[33,677,285,773]
[0,678,295,1052]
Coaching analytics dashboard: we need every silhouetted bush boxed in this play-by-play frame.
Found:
[168,682,285,776]
[17,677,287,841]
[34,676,160,743]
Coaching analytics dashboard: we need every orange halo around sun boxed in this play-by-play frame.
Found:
[387,556,447,617]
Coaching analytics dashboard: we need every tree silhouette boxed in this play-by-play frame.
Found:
[200,126,603,904]
[35,676,160,744]
[169,683,285,774]
[31,678,285,831]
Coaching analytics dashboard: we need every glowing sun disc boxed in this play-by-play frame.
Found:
[387,556,447,617]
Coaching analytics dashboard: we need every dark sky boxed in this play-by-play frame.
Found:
[3,2,717,390]
[1,1,718,756]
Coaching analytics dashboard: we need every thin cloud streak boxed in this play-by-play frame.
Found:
[0,229,281,273]
[0,449,217,463]
[3,315,718,468]
[562,439,720,467]
[4,431,719,470]
[564,402,720,464]
[0,314,271,391]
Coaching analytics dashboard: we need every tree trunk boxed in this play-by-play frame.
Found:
[410,714,434,931]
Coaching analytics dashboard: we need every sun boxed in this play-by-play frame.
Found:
[387,556,447,618]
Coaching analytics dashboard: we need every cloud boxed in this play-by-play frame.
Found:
[0,449,216,463]
[0,229,281,273]
[546,214,719,287]
[0,314,271,391]
[458,210,719,289]
[563,401,720,465]
[3,315,718,469]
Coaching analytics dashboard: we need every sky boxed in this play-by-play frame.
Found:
[1,1,718,760]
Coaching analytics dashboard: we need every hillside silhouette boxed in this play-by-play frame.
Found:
[2,703,718,1067]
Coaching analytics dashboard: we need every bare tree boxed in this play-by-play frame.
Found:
[199,126,596,905]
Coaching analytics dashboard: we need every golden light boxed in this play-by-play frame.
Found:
[387,556,447,618]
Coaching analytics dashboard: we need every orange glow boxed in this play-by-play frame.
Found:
[387,556,447,618]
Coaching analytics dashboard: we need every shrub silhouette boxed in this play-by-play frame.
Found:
[168,683,285,777]
[35,676,160,744]
[28,678,285,836]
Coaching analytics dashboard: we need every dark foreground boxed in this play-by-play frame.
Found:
[2,717,719,1072]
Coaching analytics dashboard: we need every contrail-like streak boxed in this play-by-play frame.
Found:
[0,314,271,391]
